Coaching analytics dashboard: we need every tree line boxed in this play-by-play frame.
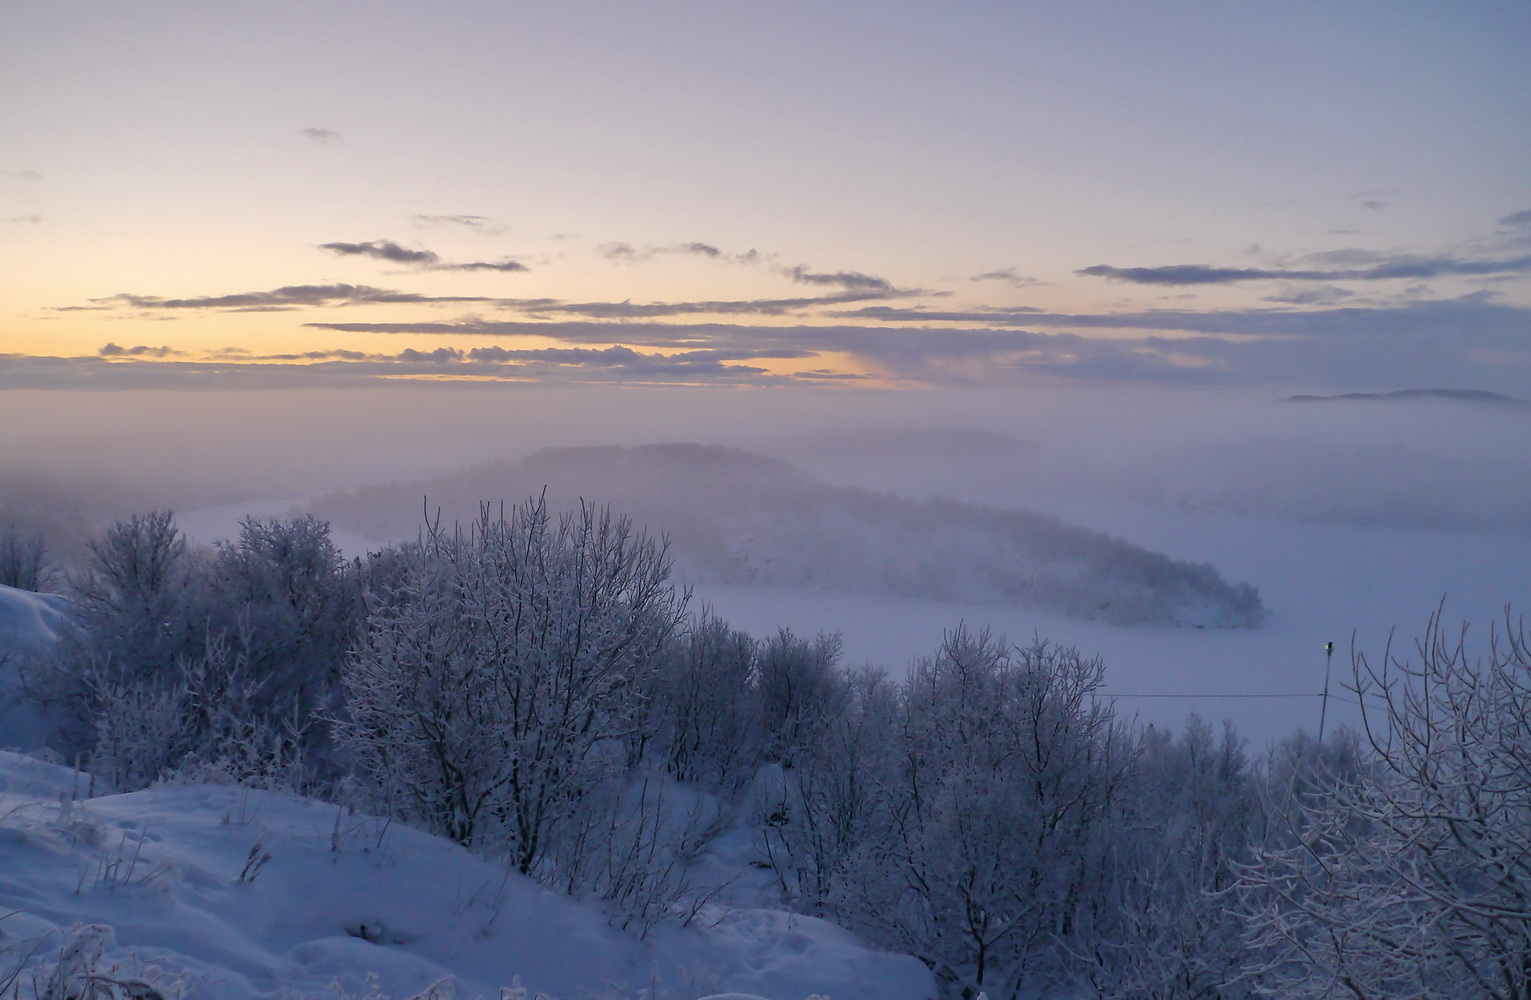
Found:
[5,505,1527,1000]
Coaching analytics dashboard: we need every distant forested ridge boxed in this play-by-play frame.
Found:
[309,443,1262,627]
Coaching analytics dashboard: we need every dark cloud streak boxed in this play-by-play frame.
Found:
[88,283,492,311]
[321,239,529,273]
[1079,254,1531,285]
[783,265,894,292]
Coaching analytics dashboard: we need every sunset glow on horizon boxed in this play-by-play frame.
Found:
[3,1,1529,394]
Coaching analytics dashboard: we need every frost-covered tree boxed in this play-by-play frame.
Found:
[207,514,360,718]
[1237,609,1531,1000]
[830,627,1133,999]
[0,526,50,592]
[52,512,356,789]
[755,628,846,767]
[67,510,201,682]
[339,497,687,875]
[759,664,899,911]
[648,610,760,788]
[1082,717,1258,1000]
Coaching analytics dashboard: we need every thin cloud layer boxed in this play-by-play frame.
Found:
[599,241,762,264]
[971,268,1043,288]
[321,240,529,273]
[1078,253,1531,285]
[414,214,500,230]
[80,284,492,312]
[782,265,894,292]
[98,343,184,358]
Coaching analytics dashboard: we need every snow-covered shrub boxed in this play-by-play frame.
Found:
[754,629,846,768]
[758,665,898,912]
[54,512,353,790]
[0,528,50,593]
[1081,716,1259,1000]
[339,497,687,875]
[206,514,361,722]
[65,511,203,688]
[827,627,1134,1000]
[10,923,184,1000]
[550,771,729,936]
[85,634,311,793]
[645,611,760,790]
[1236,609,1531,1000]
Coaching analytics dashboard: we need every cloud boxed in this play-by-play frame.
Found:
[0,339,808,390]
[782,265,893,292]
[321,238,529,273]
[1501,209,1531,228]
[321,240,441,266]
[1360,200,1387,211]
[599,242,643,261]
[971,268,1042,288]
[599,241,758,264]
[4,213,43,224]
[0,169,42,181]
[1262,285,1356,306]
[842,296,1531,345]
[445,259,530,273]
[496,290,898,319]
[413,214,499,231]
[98,343,184,358]
[84,283,492,312]
[1078,253,1531,285]
[14,285,1530,394]
[300,127,341,142]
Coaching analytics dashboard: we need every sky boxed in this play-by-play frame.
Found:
[3,0,1530,395]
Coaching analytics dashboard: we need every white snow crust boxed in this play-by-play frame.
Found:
[0,752,932,1000]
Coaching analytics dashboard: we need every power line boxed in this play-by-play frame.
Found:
[1101,692,1320,699]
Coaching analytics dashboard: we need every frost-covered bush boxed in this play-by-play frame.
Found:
[754,629,846,768]
[0,527,50,593]
[644,612,760,790]
[1237,610,1531,1000]
[339,497,687,875]
[86,634,312,792]
[48,511,356,790]
[1082,717,1259,1000]
[759,626,1138,999]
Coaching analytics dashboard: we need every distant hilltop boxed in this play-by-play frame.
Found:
[1285,388,1529,408]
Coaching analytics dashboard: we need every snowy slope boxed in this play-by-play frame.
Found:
[0,585,67,660]
[0,752,933,1000]
[0,586,71,754]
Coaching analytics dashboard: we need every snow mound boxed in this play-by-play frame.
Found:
[0,752,932,1000]
[0,584,68,656]
[0,586,71,753]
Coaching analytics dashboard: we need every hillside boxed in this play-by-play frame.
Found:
[0,751,932,1000]
[308,444,1262,628]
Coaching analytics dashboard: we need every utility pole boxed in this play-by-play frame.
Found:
[1319,640,1335,741]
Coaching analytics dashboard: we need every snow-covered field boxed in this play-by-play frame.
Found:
[0,750,931,1000]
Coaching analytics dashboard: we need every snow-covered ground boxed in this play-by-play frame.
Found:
[0,751,931,1000]
[0,585,73,753]
[0,582,933,999]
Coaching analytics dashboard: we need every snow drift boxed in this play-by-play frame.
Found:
[0,751,932,1000]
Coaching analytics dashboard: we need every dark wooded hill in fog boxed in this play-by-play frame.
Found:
[308,443,1262,627]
